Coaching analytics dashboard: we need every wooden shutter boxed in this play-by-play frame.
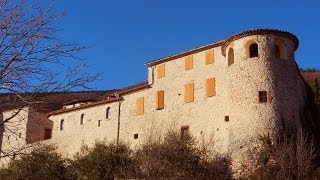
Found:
[157,64,165,79]
[206,78,216,97]
[136,97,144,115]
[185,55,193,70]
[205,49,214,65]
[228,48,234,66]
[156,90,164,110]
[185,83,194,103]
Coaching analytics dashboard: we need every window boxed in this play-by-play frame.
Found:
[206,78,216,97]
[259,91,268,103]
[228,48,234,66]
[205,49,214,65]
[60,119,64,131]
[185,83,194,103]
[275,39,286,60]
[249,43,259,58]
[106,107,111,119]
[185,55,193,70]
[156,90,164,110]
[134,134,139,139]
[225,116,229,122]
[44,129,52,140]
[98,120,101,127]
[80,114,85,125]
[18,133,22,138]
[157,64,165,79]
[136,97,144,115]
[181,126,190,140]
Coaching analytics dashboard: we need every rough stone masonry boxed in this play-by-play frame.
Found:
[1,29,308,175]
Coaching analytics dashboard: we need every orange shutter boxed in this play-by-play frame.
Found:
[156,90,164,110]
[185,83,194,103]
[205,49,214,65]
[136,97,144,115]
[185,55,193,70]
[228,48,234,66]
[206,78,216,97]
[157,64,165,79]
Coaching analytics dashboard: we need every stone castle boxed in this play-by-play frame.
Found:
[0,29,312,171]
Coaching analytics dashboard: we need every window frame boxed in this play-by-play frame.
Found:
[106,107,111,119]
[156,63,165,79]
[180,125,190,140]
[80,114,85,125]
[259,91,268,103]
[185,55,193,71]
[206,78,216,97]
[228,48,234,66]
[185,83,194,103]
[136,97,144,115]
[205,49,214,65]
[156,90,164,110]
[249,43,259,58]
[44,129,52,140]
[60,119,64,131]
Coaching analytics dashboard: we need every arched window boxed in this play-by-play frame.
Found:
[228,48,234,66]
[106,107,111,119]
[249,43,258,58]
[80,114,85,125]
[275,39,286,60]
[60,119,64,131]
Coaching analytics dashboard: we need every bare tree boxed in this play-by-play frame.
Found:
[0,0,100,161]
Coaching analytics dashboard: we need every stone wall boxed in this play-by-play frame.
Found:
[48,102,120,158]
[0,107,29,166]
[1,29,307,174]
[47,31,305,174]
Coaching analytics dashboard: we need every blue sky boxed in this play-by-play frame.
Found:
[55,0,320,90]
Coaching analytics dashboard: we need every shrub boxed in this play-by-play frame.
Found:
[133,131,232,179]
[0,145,72,180]
[248,130,318,180]
[70,141,137,180]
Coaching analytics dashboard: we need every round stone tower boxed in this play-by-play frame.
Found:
[221,29,300,172]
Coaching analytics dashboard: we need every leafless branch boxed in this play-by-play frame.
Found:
[0,0,100,160]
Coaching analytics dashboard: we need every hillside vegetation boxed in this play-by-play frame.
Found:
[1,130,320,180]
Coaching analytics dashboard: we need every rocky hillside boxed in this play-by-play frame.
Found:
[0,90,116,113]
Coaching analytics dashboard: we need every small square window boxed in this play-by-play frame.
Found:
[181,126,190,140]
[259,91,268,103]
[134,134,138,139]
[44,129,52,140]
[225,116,229,122]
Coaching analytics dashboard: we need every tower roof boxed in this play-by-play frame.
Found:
[146,29,299,67]
[221,29,299,56]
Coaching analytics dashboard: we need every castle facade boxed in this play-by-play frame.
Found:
[0,29,308,171]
